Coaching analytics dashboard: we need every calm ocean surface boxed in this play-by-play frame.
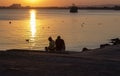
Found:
[0,9,120,51]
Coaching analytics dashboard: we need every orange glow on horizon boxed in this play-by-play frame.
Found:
[1,0,120,7]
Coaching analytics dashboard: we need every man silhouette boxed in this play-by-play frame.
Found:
[55,36,65,51]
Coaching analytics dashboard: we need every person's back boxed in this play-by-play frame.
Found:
[49,39,55,50]
[55,36,65,51]
[45,37,55,52]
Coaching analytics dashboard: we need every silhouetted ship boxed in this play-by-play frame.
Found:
[70,4,78,13]
[114,6,120,10]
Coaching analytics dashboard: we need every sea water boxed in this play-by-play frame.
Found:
[0,9,120,51]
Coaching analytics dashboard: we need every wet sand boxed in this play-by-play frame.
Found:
[0,45,120,76]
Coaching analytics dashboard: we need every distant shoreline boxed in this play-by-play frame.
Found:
[0,7,120,10]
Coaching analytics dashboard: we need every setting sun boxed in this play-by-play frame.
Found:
[24,0,42,6]
[29,0,39,3]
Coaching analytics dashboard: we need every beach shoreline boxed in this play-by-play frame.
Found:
[0,44,120,76]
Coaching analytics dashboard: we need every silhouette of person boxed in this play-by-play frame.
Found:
[55,36,65,51]
[45,37,55,52]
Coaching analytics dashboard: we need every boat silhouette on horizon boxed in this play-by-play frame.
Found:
[70,4,78,13]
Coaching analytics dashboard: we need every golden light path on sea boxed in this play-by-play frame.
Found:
[30,10,36,38]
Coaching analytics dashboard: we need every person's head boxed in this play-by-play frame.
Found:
[48,37,52,41]
[57,36,61,39]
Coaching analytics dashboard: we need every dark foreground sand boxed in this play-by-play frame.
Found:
[0,45,120,76]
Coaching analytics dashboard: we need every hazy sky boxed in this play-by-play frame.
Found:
[0,0,120,7]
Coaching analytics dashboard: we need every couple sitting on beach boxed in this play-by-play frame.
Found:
[45,36,65,52]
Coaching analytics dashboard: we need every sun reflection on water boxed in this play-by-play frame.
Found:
[30,10,36,38]
[28,10,37,49]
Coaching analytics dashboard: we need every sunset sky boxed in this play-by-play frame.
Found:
[0,0,120,7]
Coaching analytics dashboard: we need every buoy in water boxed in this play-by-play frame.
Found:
[9,21,12,24]
[26,39,30,42]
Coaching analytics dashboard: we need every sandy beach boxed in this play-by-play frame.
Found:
[0,45,120,76]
